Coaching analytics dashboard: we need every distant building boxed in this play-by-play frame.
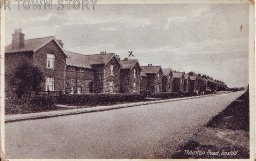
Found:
[141,65,163,94]
[162,68,173,92]
[5,29,67,97]
[172,71,185,93]
[120,58,141,93]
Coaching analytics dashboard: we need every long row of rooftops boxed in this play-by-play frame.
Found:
[5,29,226,86]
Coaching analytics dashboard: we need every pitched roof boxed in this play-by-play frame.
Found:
[190,75,197,80]
[120,59,140,70]
[66,51,119,68]
[162,68,172,76]
[172,72,184,78]
[5,36,67,57]
[184,74,189,79]
[141,65,161,75]
[66,51,92,69]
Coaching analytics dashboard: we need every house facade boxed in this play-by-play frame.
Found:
[172,71,185,93]
[65,51,94,94]
[5,29,67,97]
[141,65,163,94]
[120,58,141,93]
[162,68,173,93]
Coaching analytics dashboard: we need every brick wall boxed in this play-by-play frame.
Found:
[103,58,120,93]
[33,40,66,92]
[66,66,94,94]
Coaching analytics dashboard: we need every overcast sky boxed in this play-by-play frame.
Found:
[5,3,249,87]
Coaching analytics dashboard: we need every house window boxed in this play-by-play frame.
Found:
[77,87,82,94]
[133,83,136,92]
[110,65,114,76]
[157,73,160,80]
[109,81,114,92]
[156,85,160,93]
[134,69,136,78]
[70,87,74,94]
[46,77,54,91]
[46,53,55,69]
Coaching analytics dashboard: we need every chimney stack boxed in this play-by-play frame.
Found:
[148,64,152,66]
[57,39,64,48]
[12,29,25,49]
[124,58,128,61]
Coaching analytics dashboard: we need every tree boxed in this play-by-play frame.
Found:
[10,62,44,98]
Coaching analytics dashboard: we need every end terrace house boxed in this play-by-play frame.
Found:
[65,51,121,93]
[5,29,67,96]
[120,58,141,93]
[162,68,173,93]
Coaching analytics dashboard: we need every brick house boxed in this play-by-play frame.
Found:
[5,29,67,97]
[141,65,163,94]
[65,51,121,93]
[162,68,173,92]
[188,72,198,94]
[183,74,189,94]
[65,51,94,94]
[120,58,141,93]
[172,71,185,93]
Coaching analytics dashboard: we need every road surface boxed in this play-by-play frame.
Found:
[5,91,244,159]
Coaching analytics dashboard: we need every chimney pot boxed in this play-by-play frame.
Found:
[148,64,152,66]
[57,39,64,48]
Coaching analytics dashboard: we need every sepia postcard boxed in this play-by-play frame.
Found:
[0,0,255,160]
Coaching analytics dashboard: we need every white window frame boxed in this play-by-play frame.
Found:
[46,77,54,91]
[133,82,136,92]
[110,65,114,76]
[77,87,82,94]
[46,53,55,69]
[109,81,114,92]
[133,69,136,78]
[70,87,74,94]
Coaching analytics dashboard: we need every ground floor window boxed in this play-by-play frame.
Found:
[46,77,54,91]
[70,87,74,94]
[155,85,160,93]
[133,83,136,92]
[77,87,82,94]
[109,81,114,92]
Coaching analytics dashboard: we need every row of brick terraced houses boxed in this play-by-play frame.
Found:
[5,30,227,97]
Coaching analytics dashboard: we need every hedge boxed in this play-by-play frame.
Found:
[149,92,181,99]
[29,93,146,106]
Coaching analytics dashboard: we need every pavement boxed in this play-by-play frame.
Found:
[5,91,244,159]
[5,91,231,123]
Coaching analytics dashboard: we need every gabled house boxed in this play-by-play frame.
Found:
[120,58,141,93]
[183,74,189,94]
[188,72,198,94]
[65,51,121,93]
[162,68,173,92]
[65,51,94,94]
[141,64,163,94]
[172,71,185,93]
[5,29,67,97]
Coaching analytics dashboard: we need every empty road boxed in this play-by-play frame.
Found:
[5,91,244,159]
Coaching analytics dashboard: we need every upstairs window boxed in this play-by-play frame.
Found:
[157,73,160,80]
[47,53,55,69]
[110,65,114,76]
[46,77,54,91]
[133,69,136,78]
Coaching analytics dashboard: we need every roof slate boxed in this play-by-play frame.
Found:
[162,68,172,76]
[6,36,55,53]
[172,72,184,78]
[120,59,139,70]
[141,66,161,75]
[66,51,117,68]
